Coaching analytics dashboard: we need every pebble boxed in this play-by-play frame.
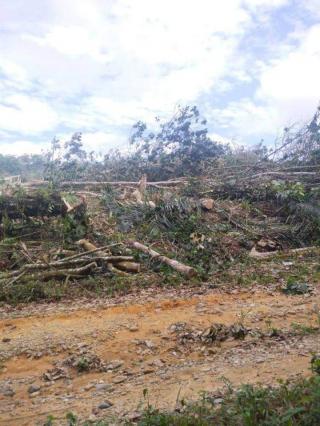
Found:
[28,384,41,394]
[152,359,164,367]
[113,375,127,384]
[127,411,141,421]
[88,414,97,421]
[98,401,113,409]
[84,383,94,391]
[106,360,124,370]
[95,383,111,391]
[145,340,156,349]
[3,388,15,397]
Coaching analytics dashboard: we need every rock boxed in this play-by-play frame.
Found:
[95,383,111,391]
[28,384,40,394]
[106,360,124,370]
[129,325,139,332]
[113,375,127,384]
[152,359,164,368]
[127,411,141,421]
[2,337,11,343]
[2,387,15,397]
[200,198,214,210]
[84,383,94,391]
[98,401,113,409]
[145,340,156,349]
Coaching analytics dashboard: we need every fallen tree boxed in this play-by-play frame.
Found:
[24,179,187,190]
[77,239,141,274]
[0,239,140,286]
[128,241,197,278]
[249,245,318,259]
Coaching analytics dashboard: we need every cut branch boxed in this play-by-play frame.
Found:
[128,241,196,278]
[76,239,140,274]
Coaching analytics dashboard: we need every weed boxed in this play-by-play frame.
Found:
[43,415,56,426]
[66,412,78,425]
[75,357,90,372]
[282,278,312,295]
[133,375,320,425]
[311,354,320,375]
[291,322,319,335]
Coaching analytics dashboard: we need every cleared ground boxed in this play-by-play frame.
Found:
[1,283,319,425]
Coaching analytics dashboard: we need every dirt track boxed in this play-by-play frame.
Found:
[1,286,320,425]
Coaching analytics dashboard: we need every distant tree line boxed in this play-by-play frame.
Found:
[1,104,319,182]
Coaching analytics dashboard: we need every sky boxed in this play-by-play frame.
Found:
[0,0,320,156]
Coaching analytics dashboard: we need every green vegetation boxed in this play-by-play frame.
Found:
[134,376,320,426]
[44,373,320,425]
[282,279,312,295]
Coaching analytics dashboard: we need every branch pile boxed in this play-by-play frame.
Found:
[0,192,68,221]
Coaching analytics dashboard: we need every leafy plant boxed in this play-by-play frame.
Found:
[130,105,227,179]
[75,357,90,372]
[311,354,320,375]
[282,279,312,295]
[66,412,78,426]
[134,375,320,425]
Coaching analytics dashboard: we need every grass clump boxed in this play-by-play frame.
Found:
[135,376,320,426]
[44,373,320,425]
[311,355,320,375]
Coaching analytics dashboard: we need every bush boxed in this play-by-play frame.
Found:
[136,375,320,426]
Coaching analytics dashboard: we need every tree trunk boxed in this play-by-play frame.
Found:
[128,241,196,278]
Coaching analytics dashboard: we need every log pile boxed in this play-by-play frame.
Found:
[0,181,198,290]
[0,240,140,286]
[0,238,196,286]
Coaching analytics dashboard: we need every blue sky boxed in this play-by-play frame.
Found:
[0,0,320,156]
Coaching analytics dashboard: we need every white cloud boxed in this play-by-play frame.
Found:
[24,26,109,62]
[257,24,320,121]
[81,131,126,154]
[210,99,280,138]
[244,0,289,9]
[0,95,58,134]
[210,22,320,140]
[0,140,49,155]
[0,0,317,153]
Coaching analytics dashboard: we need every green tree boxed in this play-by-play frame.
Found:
[130,105,227,179]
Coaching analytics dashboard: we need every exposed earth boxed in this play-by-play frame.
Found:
[1,282,320,425]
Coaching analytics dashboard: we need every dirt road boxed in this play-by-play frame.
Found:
[1,286,320,425]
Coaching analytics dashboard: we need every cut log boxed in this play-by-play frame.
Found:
[249,246,318,259]
[139,174,147,196]
[23,262,98,281]
[2,262,98,286]
[76,239,140,274]
[0,256,136,280]
[24,179,186,189]
[115,261,141,273]
[200,198,214,210]
[128,241,196,278]
[77,239,104,255]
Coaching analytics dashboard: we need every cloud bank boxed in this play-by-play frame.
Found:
[0,0,319,154]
